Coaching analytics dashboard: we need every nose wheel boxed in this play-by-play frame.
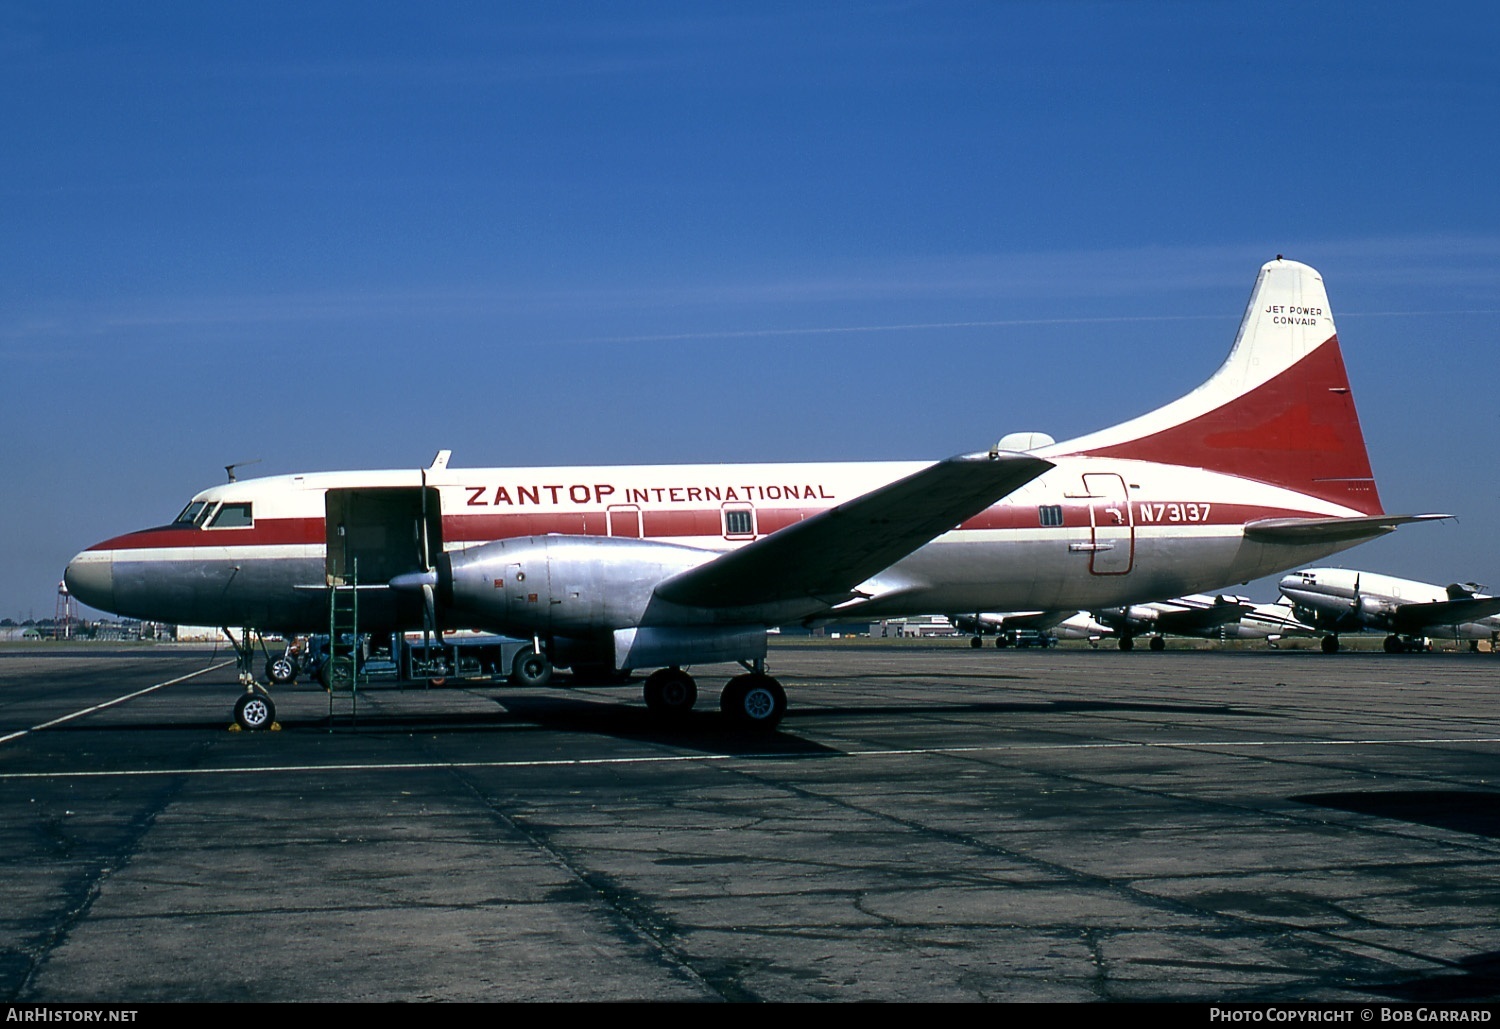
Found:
[233,689,277,732]
[225,627,281,730]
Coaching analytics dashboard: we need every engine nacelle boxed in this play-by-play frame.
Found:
[1097,604,1158,632]
[1357,595,1395,629]
[440,535,716,638]
[1291,603,1323,628]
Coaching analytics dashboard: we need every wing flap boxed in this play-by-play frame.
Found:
[653,451,1051,611]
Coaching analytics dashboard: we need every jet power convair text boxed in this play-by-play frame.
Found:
[66,259,1441,730]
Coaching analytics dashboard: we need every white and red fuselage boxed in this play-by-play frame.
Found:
[65,259,1416,673]
[67,456,1376,629]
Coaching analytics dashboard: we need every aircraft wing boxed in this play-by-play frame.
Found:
[1244,513,1449,544]
[1151,596,1254,634]
[1390,596,1500,634]
[653,451,1052,610]
[953,610,1075,632]
[995,611,1074,631]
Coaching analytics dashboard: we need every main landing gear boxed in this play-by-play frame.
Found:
[1322,633,1432,654]
[264,652,301,688]
[1382,634,1430,654]
[641,662,787,730]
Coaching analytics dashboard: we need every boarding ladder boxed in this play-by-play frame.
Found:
[326,559,362,724]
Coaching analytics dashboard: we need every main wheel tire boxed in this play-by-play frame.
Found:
[1322,635,1340,654]
[510,649,553,688]
[265,654,299,685]
[970,636,983,649]
[234,691,276,731]
[1149,636,1166,651]
[720,673,787,730]
[643,668,697,717]
[1119,637,1135,652]
[1384,634,1402,654]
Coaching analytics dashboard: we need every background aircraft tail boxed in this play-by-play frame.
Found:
[1045,258,1383,515]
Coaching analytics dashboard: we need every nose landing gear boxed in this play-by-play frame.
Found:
[225,627,282,732]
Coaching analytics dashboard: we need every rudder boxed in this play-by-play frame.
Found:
[1044,258,1382,516]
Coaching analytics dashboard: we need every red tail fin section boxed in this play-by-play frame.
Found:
[1047,259,1382,515]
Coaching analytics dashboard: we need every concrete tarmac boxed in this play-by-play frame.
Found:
[2,640,1498,1003]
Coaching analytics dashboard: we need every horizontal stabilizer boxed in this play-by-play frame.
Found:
[654,451,1052,611]
[1244,513,1449,545]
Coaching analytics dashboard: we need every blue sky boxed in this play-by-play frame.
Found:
[3,1,1497,621]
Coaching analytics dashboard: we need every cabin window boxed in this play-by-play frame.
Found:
[1038,504,1064,527]
[207,502,254,529]
[723,508,755,537]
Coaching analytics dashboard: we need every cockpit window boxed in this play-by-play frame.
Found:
[178,504,211,528]
[206,502,253,529]
[174,501,213,527]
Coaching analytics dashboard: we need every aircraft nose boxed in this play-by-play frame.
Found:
[64,550,114,612]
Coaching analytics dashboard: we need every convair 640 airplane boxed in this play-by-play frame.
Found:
[65,259,1438,729]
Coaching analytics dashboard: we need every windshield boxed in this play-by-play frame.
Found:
[173,501,213,527]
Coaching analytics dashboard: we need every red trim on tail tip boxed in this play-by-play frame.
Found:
[1080,336,1384,516]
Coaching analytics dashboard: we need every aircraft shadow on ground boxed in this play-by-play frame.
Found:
[1360,950,1500,1004]
[1293,789,1500,839]
[388,690,1261,732]
[788,697,1263,719]
[35,687,1267,751]
[35,698,840,757]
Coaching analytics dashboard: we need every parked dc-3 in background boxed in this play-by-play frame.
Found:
[1280,568,1500,653]
[66,259,1440,730]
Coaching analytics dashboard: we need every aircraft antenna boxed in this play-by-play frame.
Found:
[225,459,262,483]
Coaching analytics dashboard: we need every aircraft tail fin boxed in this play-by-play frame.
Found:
[1046,258,1383,515]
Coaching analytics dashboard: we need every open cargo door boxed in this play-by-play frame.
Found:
[325,486,442,587]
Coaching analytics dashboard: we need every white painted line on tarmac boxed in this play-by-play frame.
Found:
[2,732,1499,781]
[0,661,235,746]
